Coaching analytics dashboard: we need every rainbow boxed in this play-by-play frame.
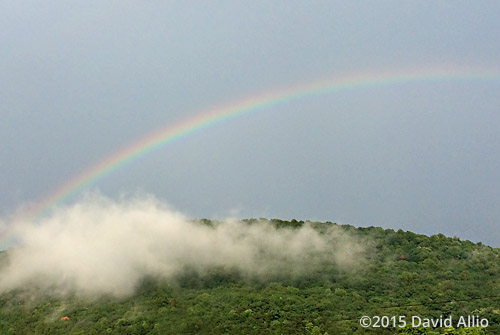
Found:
[1,66,499,249]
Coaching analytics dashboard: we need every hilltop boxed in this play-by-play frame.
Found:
[0,219,499,334]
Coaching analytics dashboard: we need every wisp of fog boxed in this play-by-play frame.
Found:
[0,194,365,297]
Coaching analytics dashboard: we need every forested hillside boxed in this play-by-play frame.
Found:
[1,219,499,334]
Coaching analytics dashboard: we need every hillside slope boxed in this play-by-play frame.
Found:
[0,219,499,334]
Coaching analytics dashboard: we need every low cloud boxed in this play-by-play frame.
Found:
[0,194,366,297]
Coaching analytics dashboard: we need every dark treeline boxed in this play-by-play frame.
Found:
[0,219,498,334]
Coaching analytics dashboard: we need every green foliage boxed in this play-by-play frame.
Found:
[398,326,439,334]
[397,326,486,335]
[1,221,499,334]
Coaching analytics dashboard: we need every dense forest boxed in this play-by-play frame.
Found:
[0,219,499,334]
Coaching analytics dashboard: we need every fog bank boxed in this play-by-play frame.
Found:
[0,194,365,297]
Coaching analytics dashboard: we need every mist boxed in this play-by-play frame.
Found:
[0,194,366,298]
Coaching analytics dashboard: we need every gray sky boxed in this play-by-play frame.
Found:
[1,1,499,246]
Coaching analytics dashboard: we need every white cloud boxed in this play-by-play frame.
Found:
[0,194,365,297]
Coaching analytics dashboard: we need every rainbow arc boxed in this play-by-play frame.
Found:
[1,66,499,249]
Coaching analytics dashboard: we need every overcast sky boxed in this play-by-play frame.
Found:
[1,1,499,246]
